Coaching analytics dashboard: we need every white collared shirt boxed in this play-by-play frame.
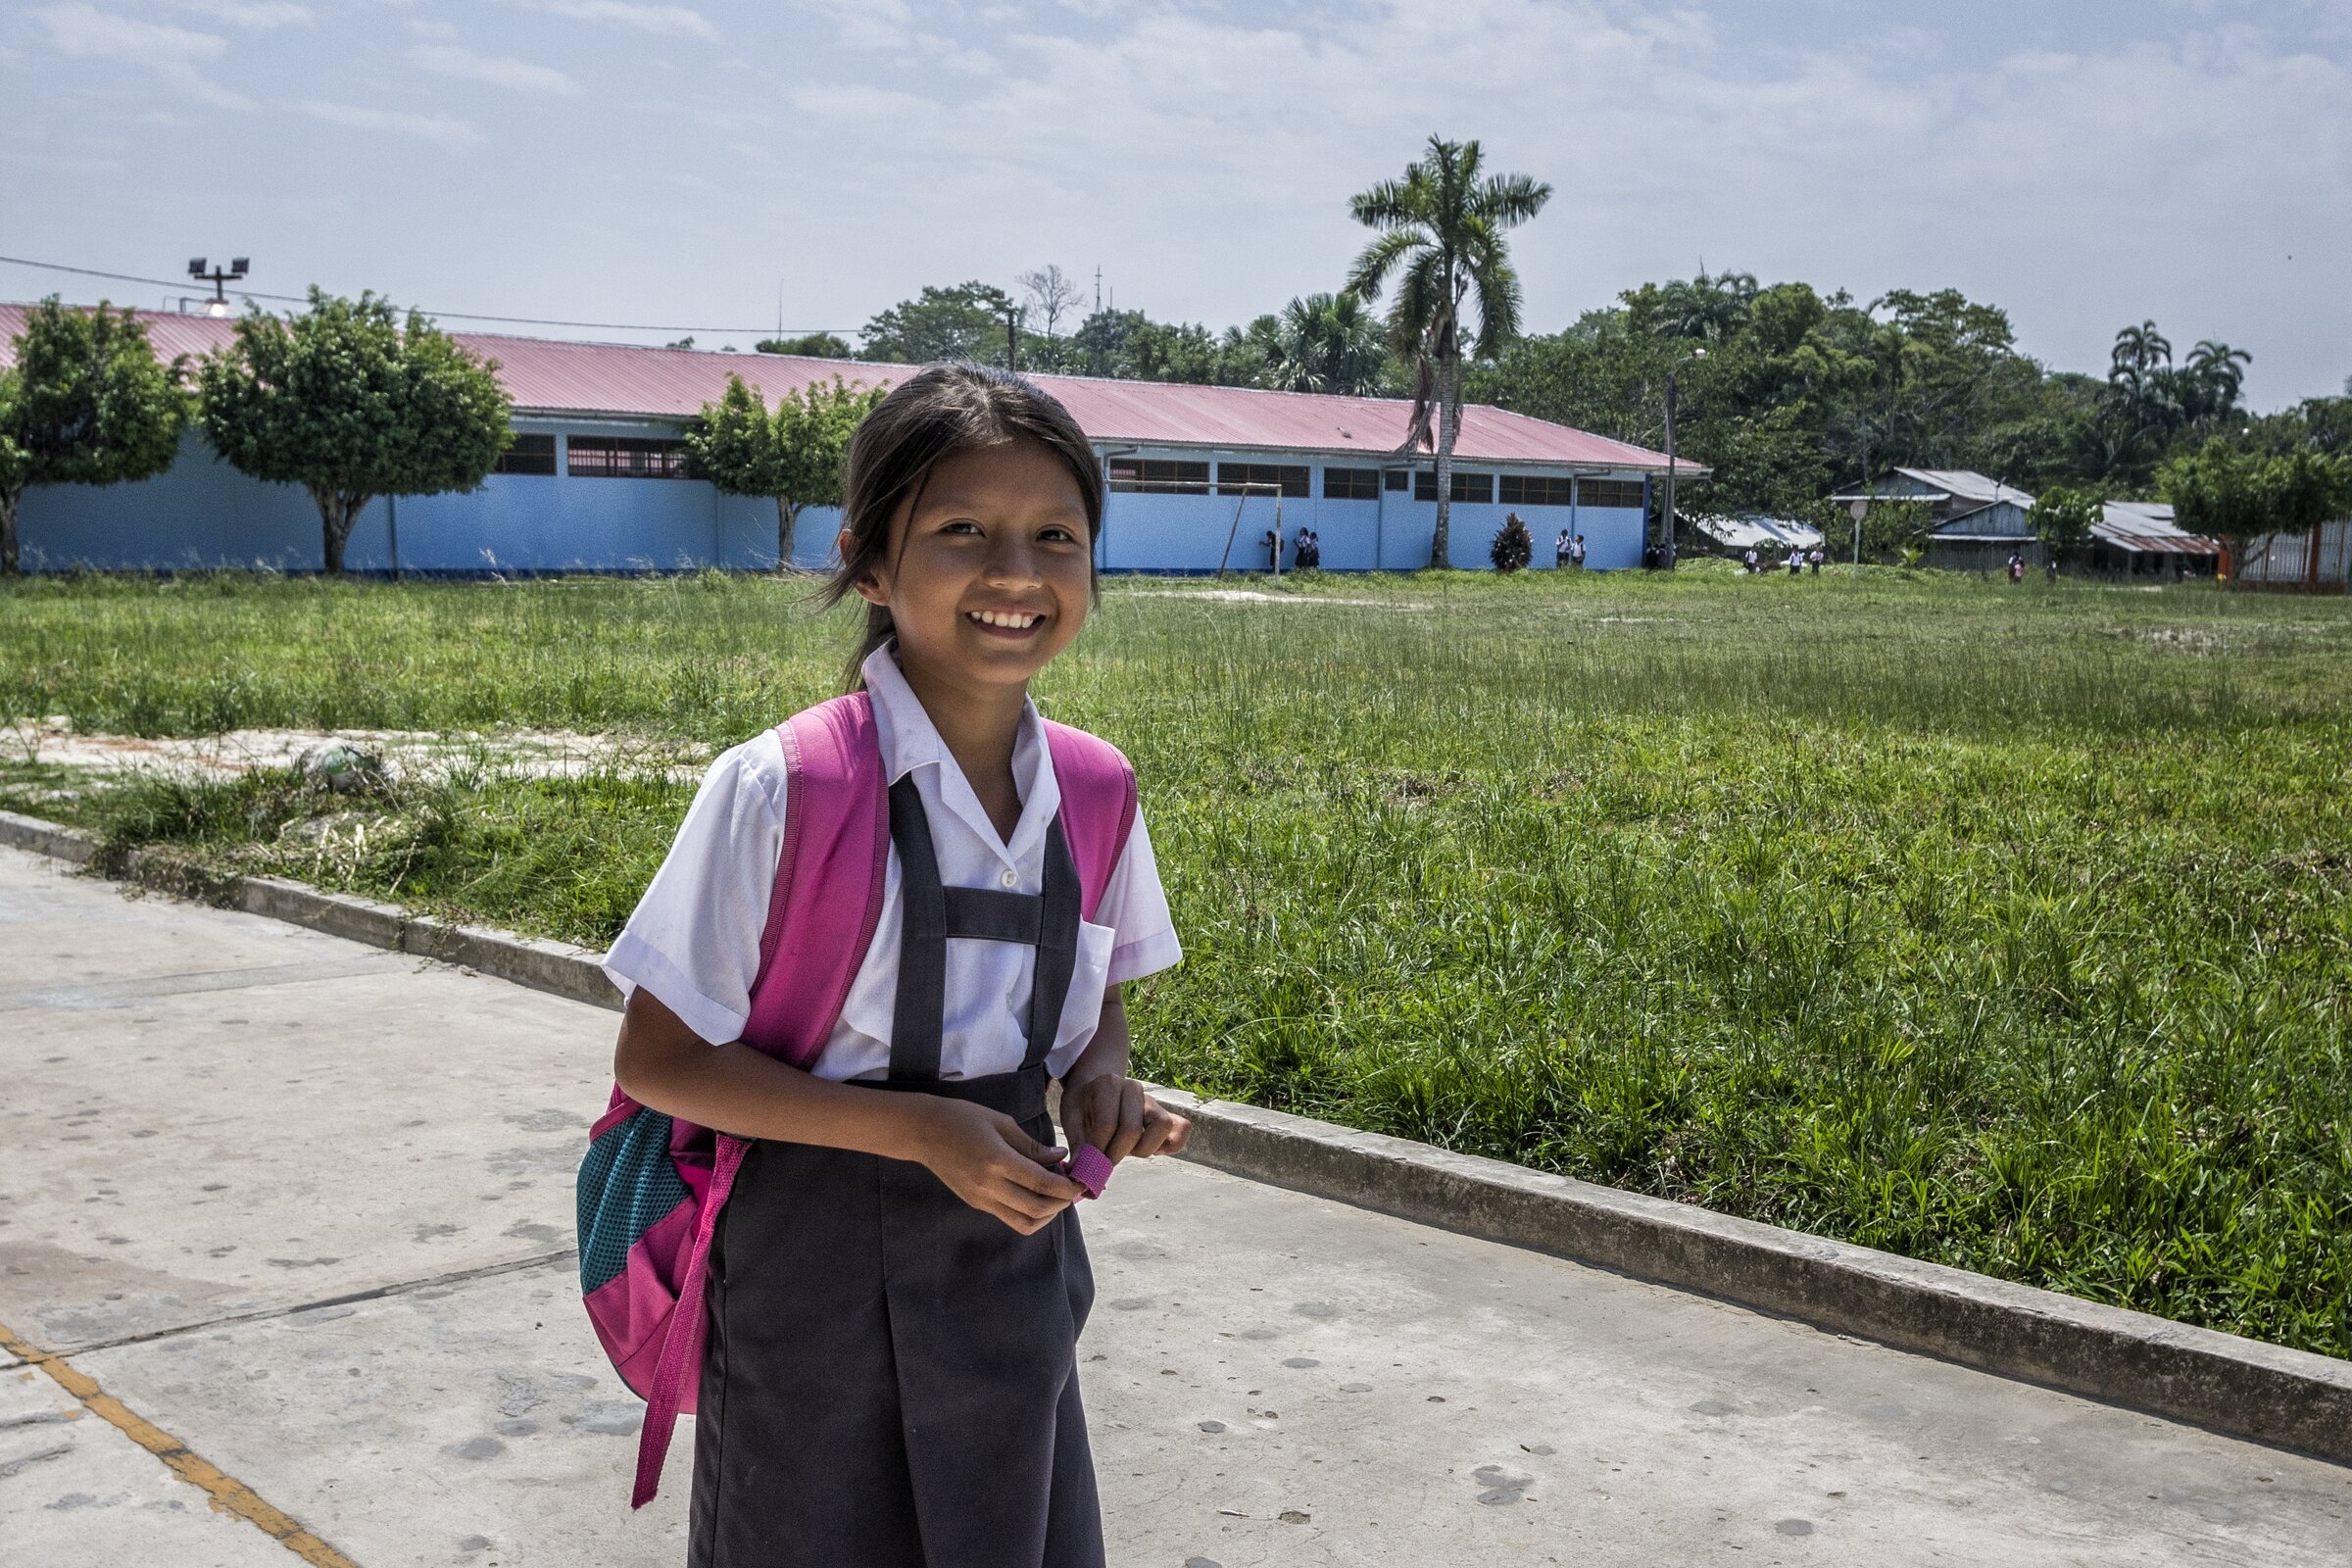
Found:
[604,647,1182,1081]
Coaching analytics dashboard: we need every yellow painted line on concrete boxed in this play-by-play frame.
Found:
[0,1318,359,1568]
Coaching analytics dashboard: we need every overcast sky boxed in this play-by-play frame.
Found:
[5,1,2347,406]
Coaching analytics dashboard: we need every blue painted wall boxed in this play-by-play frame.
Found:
[1095,451,1652,573]
[17,423,1653,575]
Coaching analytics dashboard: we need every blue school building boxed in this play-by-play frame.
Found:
[3,305,1684,575]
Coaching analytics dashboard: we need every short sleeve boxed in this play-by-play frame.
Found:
[602,736,789,1045]
[1096,807,1182,986]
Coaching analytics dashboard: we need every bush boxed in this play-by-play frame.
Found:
[1491,512,1533,572]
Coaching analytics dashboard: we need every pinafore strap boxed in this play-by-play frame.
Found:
[885,774,1081,1082]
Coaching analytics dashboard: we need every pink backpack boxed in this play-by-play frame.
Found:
[575,693,1137,1507]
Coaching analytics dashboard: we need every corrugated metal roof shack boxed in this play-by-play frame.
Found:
[0,304,1681,576]
[1831,469,2223,576]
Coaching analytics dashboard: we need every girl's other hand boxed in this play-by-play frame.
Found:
[917,1097,1086,1234]
[1059,1074,1193,1167]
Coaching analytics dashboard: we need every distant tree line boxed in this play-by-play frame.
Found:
[823,244,2351,564]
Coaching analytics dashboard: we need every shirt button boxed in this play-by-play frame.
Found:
[1000,868,1018,888]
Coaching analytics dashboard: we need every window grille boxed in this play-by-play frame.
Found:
[1498,473,1575,507]
[567,435,690,479]
[1107,458,1211,494]
[1577,478,1646,510]
[1415,469,1494,503]
[1323,467,1381,500]
[1217,463,1309,498]
[495,433,557,476]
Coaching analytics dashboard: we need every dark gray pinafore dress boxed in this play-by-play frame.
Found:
[690,777,1103,1568]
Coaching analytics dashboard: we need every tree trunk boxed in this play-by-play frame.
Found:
[0,486,20,577]
[313,488,365,576]
[1431,357,1458,568]
[776,496,801,573]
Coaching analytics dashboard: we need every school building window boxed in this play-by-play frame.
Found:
[494,433,558,476]
[1107,458,1210,494]
[1498,473,1575,507]
[1415,469,1494,503]
[1384,469,1410,492]
[1578,478,1646,510]
[1217,463,1309,498]
[568,435,690,479]
[1323,466,1381,501]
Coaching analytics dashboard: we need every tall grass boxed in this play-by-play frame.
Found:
[4,566,2348,1356]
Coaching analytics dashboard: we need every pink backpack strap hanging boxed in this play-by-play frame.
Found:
[578,693,1138,1508]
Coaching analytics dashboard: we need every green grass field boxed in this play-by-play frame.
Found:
[4,565,2349,1358]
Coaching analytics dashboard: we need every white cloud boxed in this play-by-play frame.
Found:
[33,3,254,109]
[172,0,311,26]
[297,98,479,149]
[511,0,717,38]
[760,0,2349,400]
[411,43,581,94]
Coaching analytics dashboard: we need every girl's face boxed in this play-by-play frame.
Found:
[847,439,1094,695]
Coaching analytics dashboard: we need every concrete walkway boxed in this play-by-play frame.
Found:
[1,844,2345,1567]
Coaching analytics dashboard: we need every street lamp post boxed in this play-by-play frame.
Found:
[1659,347,1705,570]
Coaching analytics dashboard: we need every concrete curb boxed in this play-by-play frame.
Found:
[0,809,618,1011]
[5,807,2346,1465]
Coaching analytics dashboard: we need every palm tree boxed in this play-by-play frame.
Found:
[2106,319,2182,463]
[2184,339,2252,430]
[1346,136,1551,566]
[1263,293,1390,396]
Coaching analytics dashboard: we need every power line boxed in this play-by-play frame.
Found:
[0,254,856,338]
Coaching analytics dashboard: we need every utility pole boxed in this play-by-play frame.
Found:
[1005,307,1020,372]
[1660,347,1705,570]
[1092,266,1104,375]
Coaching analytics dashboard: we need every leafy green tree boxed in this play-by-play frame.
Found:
[758,332,855,360]
[2240,395,2352,460]
[0,297,189,576]
[1262,293,1391,396]
[1346,135,1551,566]
[684,371,885,569]
[2157,441,2350,584]
[2029,485,2102,570]
[1818,495,1936,564]
[198,289,511,575]
[858,282,1017,367]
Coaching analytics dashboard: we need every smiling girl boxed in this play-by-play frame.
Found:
[605,365,1189,1567]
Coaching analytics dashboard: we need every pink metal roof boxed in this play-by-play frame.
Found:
[0,303,1676,471]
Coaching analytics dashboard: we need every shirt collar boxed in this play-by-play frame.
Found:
[861,644,1058,866]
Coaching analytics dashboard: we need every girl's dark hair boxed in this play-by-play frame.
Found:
[821,362,1104,690]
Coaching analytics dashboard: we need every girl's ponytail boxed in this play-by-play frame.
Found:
[820,362,1103,693]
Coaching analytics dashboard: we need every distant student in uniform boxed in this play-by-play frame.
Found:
[606,366,1189,1568]
[1808,547,1823,574]
[1570,533,1588,569]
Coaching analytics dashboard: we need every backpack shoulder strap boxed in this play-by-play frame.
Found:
[1043,719,1139,922]
[740,693,890,1067]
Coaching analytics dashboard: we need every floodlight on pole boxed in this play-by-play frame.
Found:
[188,256,250,317]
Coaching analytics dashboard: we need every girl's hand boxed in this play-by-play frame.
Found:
[1059,1073,1192,1167]
[915,1097,1087,1234]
